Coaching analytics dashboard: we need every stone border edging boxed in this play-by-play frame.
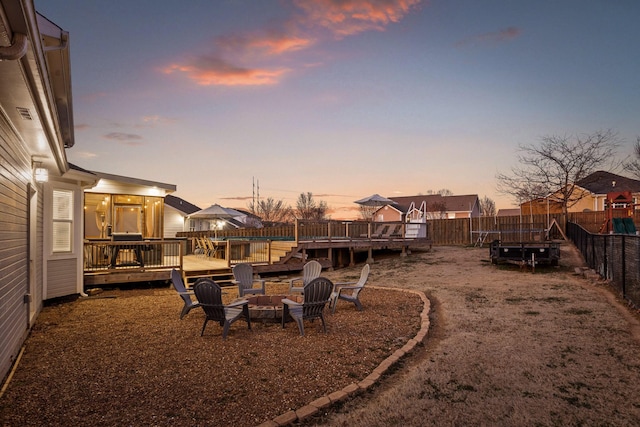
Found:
[256,286,431,427]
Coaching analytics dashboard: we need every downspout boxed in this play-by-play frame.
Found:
[0,31,27,60]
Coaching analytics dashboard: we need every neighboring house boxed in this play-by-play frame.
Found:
[520,171,640,215]
[0,1,89,383]
[232,208,263,228]
[373,194,481,221]
[497,208,521,217]
[188,204,263,231]
[163,195,200,237]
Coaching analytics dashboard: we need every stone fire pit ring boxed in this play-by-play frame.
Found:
[244,295,304,323]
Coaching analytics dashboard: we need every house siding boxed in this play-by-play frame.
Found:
[32,186,44,322]
[0,118,31,383]
[164,205,186,238]
[46,258,78,298]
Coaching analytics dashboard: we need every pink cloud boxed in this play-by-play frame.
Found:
[103,132,145,146]
[163,0,423,86]
[456,26,522,48]
[293,0,423,37]
[216,31,315,56]
[163,56,289,86]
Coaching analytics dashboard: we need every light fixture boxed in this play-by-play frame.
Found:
[33,160,48,183]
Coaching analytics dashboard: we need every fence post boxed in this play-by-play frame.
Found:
[591,233,595,270]
[603,234,607,279]
[622,235,626,298]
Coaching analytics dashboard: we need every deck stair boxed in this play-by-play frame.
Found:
[270,241,298,263]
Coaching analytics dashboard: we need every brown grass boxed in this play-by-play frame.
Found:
[3,244,640,426]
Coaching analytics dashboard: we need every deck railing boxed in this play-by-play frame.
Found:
[83,240,183,272]
[225,239,272,266]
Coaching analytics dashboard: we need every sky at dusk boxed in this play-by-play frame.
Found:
[37,0,640,219]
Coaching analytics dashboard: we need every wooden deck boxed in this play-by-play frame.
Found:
[83,231,432,287]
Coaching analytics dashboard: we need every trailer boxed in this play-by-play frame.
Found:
[489,240,560,271]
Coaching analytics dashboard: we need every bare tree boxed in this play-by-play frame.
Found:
[426,189,453,196]
[427,201,448,219]
[295,192,328,220]
[496,129,620,216]
[479,196,496,216]
[359,205,377,220]
[248,197,293,225]
[623,137,640,179]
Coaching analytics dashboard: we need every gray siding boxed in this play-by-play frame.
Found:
[164,205,186,238]
[34,189,43,311]
[0,120,30,382]
[46,258,77,298]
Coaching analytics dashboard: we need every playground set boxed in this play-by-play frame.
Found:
[598,191,638,234]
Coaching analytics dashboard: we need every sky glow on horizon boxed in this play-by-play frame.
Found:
[37,0,640,219]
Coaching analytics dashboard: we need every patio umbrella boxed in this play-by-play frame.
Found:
[189,204,237,219]
[188,204,239,236]
[354,194,397,206]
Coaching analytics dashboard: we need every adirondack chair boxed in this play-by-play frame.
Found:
[330,264,370,313]
[289,260,322,294]
[232,263,266,297]
[282,277,334,336]
[171,268,200,319]
[193,278,251,339]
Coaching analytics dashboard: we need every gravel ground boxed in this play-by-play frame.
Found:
[0,267,422,427]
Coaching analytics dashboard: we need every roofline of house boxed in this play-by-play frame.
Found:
[90,170,177,192]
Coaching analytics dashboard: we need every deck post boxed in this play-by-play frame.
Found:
[367,246,374,264]
[179,240,184,270]
[349,247,355,267]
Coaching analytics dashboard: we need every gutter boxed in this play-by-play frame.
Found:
[0,31,27,60]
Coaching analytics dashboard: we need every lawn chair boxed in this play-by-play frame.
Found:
[282,277,334,336]
[203,238,218,258]
[361,223,388,238]
[330,264,370,313]
[232,263,266,297]
[193,278,251,339]
[289,260,322,294]
[193,237,206,257]
[171,268,200,319]
[382,224,402,238]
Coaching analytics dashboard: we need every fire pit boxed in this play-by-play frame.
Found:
[244,295,303,323]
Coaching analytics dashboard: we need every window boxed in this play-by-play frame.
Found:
[53,189,73,252]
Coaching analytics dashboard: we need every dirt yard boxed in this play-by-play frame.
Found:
[312,244,640,426]
[2,244,640,426]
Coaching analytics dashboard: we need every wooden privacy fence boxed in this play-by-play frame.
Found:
[177,211,627,250]
[429,214,567,246]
